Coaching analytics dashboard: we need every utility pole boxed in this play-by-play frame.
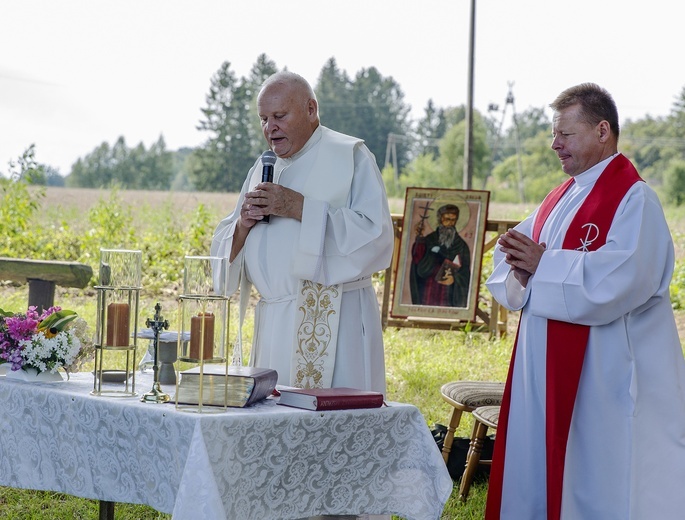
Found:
[485,82,526,202]
[384,133,399,192]
[510,84,526,204]
[463,0,476,190]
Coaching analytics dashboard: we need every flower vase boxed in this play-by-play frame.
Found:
[4,366,64,382]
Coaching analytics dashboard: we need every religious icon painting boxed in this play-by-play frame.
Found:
[391,187,490,322]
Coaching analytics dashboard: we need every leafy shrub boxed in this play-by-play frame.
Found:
[0,181,218,294]
[0,147,45,257]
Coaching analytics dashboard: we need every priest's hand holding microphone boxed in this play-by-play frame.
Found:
[241,150,305,226]
[230,150,305,262]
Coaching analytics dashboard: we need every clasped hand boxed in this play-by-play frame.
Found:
[240,182,304,227]
[498,229,546,287]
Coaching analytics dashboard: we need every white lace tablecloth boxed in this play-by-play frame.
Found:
[0,372,452,520]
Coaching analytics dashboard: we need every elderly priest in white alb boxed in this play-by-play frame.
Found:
[211,71,392,397]
[485,83,685,520]
[212,70,393,520]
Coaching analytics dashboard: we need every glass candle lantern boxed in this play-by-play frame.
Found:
[92,249,142,397]
[175,256,231,412]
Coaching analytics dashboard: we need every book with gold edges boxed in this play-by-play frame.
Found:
[175,365,277,408]
[277,387,384,411]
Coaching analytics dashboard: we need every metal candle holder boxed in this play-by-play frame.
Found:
[141,302,171,404]
[92,249,141,398]
[175,256,231,413]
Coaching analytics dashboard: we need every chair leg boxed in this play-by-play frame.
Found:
[441,408,463,463]
[459,419,489,501]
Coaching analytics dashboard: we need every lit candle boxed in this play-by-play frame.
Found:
[189,312,214,360]
[106,302,130,347]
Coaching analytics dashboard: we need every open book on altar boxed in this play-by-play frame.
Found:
[277,387,385,411]
[174,365,278,408]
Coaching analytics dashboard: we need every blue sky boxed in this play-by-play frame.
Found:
[1,0,682,175]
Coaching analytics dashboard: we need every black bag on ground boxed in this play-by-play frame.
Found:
[431,423,494,481]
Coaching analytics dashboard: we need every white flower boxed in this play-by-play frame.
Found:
[19,330,82,374]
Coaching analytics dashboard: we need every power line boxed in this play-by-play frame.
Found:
[621,136,685,147]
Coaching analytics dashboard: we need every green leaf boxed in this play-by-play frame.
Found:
[39,310,78,332]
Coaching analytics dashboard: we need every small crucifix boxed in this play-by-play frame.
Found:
[141,302,171,403]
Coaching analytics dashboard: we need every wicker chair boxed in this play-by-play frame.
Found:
[439,381,504,464]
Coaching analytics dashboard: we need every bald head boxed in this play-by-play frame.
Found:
[259,71,317,103]
[257,71,320,158]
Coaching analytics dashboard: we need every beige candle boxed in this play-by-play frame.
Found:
[189,312,214,360]
[106,302,130,347]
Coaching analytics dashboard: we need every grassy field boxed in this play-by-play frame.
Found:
[2,187,684,519]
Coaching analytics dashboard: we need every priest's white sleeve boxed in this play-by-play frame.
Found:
[529,183,673,326]
[486,214,535,311]
[292,143,394,285]
[210,164,257,297]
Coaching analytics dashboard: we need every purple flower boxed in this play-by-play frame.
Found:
[0,308,45,371]
[38,306,61,321]
[0,306,83,374]
[5,315,38,342]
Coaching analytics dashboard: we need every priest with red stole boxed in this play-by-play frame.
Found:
[485,83,685,519]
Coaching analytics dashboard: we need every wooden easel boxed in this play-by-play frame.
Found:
[380,215,518,336]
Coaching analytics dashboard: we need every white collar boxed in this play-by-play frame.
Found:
[572,152,621,188]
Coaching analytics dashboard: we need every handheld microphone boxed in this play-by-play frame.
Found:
[260,150,277,223]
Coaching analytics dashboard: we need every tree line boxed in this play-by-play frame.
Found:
[9,53,685,204]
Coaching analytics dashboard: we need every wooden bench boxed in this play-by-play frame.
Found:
[0,257,93,311]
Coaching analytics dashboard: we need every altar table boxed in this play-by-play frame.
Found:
[0,372,452,520]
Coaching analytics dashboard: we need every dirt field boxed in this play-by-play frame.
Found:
[36,186,529,221]
[38,187,240,217]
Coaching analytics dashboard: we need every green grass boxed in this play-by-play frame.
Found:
[383,327,511,519]
[0,287,514,519]
[0,489,167,519]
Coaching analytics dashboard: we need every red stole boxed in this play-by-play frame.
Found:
[485,154,642,520]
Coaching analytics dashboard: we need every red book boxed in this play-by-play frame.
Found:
[277,387,384,411]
